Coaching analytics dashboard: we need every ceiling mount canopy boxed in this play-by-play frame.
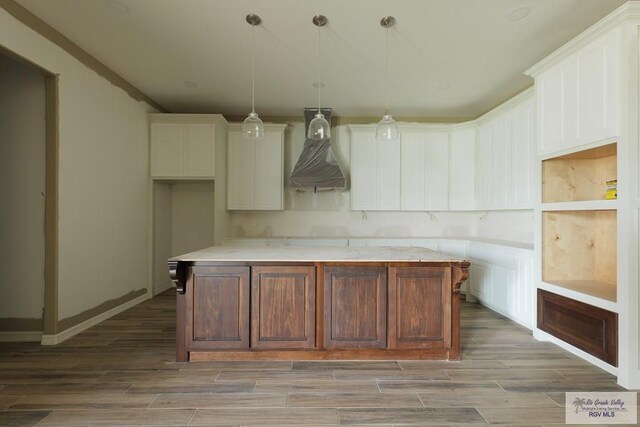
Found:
[241,13,265,140]
[375,15,399,142]
[308,14,331,141]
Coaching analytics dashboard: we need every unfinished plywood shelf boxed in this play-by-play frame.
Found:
[542,143,617,203]
[542,210,616,306]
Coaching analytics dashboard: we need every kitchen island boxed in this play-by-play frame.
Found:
[169,246,469,362]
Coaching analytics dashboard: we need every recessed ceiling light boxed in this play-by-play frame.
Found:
[312,81,325,89]
[184,80,198,88]
[508,6,531,22]
[105,0,130,14]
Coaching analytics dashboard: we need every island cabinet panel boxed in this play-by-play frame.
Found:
[251,266,316,349]
[186,266,249,350]
[388,267,452,349]
[323,267,387,348]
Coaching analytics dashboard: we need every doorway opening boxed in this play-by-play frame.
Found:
[0,47,58,342]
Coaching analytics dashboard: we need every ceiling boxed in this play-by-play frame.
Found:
[15,0,629,120]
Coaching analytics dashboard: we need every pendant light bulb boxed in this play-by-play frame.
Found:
[308,15,331,141]
[376,16,399,142]
[242,14,265,140]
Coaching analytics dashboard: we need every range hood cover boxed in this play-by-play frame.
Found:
[289,108,346,191]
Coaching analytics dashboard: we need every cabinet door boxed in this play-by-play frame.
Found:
[388,267,452,349]
[491,264,515,317]
[475,122,494,209]
[400,131,449,211]
[227,131,255,210]
[251,266,315,349]
[449,128,476,210]
[469,262,492,301]
[323,266,387,348]
[576,29,619,145]
[537,61,577,154]
[186,266,249,350]
[184,123,215,178]
[150,123,183,177]
[351,131,378,210]
[492,113,511,209]
[254,130,284,210]
[511,100,535,208]
[377,137,401,210]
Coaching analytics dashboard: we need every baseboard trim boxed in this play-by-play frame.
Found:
[533,328,618,376]
[0,331,43,342]
[41,292,149,345]
[154,281,175,296]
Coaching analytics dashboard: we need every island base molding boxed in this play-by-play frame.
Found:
[189,349,452,361]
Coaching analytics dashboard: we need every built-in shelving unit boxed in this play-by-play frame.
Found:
[541,143,617,309]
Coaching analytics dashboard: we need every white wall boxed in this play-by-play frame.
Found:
[152,182,173,293]
[0,53,45,327]
[0,9,154,323]
[230,122,534,244]
[171,181,215,256]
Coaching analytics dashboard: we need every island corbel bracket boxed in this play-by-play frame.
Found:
[168,261,187,294]
[452,262,470,295]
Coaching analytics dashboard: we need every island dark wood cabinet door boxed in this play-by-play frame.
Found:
[388,267,452,349]
[251,266,316,349]
[324,266,387,348]
[185,266,250,350]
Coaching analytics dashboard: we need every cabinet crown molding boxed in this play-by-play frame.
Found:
[148,113,227,124]
[524,2,640,78]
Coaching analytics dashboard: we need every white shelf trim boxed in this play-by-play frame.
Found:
[541,200,618,211]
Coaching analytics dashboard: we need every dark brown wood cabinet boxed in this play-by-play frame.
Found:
[388,267,452,349]
[537,289,617,366]
[323,266,387,348]
[251,266,316,349]
[185,266,250,350]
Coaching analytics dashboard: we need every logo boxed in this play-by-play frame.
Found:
[566,392,637,424]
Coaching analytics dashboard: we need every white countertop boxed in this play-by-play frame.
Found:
[170,245,468,263]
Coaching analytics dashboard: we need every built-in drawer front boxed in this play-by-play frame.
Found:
[537,289,617,366]
[251,266,316,349]
[388,267,451,349]
[186,266,250,350]
[323,266,387,349]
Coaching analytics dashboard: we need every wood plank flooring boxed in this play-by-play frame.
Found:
[0,290,631,426]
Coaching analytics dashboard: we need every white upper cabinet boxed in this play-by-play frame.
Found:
[400,131,449,211]
[350,128,401,211]
[150,120,216,178]
[536,28,619,155]
[511,98,535,208]
[227,124,285,211]
[475,91,535,210]
[449,127,476,211]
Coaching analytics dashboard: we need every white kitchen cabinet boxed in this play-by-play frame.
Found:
[449,127,476,211]
[475,120,497,210]
[511,99,535,208]
[400,131,449,211]
[150,122,216,178]
[350,128,401,211]
[475,90,534,210]
[468,241,534,329]
[536,28,619,155]
[227,124,286,210]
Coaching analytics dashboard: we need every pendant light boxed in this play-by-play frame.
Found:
[308,15,331,140]
[375,16,399,142]
[242,14,265,140]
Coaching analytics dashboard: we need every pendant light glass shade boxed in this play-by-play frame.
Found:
[375,16,399,142]
[376,112,400,141]
[308,15,331,140]
[242,14,264,140]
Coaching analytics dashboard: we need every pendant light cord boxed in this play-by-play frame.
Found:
[251,23,256,114]
[385,25,389,114]
[317,23,321,114]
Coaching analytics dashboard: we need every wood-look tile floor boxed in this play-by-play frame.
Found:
[0,290,632,426]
